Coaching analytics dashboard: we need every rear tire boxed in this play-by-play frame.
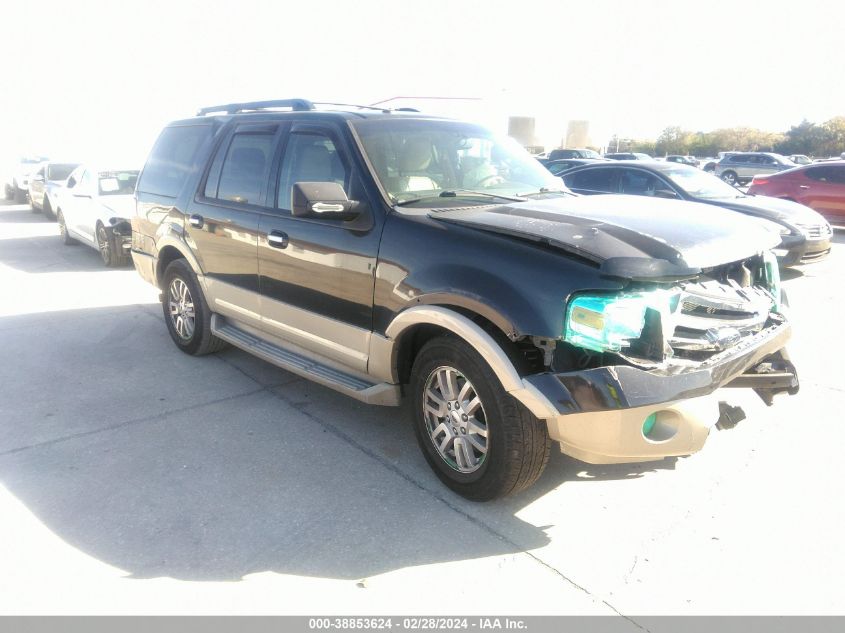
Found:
[161,258,228,356]
[409,334,551,501]
[42,197,54,220]
[57,211,77,245]
[721,170,738,186]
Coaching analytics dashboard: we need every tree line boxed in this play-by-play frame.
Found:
[608,116,845,158]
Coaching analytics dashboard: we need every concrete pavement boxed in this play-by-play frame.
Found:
[0,199,843,617]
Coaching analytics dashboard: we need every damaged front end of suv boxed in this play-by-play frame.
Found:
[536,249,798,463]
[427,193,799,466]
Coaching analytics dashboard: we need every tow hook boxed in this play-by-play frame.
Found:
[716,401,746,430]
[723,350,799,406]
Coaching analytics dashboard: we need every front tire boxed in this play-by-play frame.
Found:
[409,335,551,501]
[96,224,129,267]
[42,197,54,220]
[161,259,228,356]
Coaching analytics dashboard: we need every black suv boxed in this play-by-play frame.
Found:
[131,99,799,500]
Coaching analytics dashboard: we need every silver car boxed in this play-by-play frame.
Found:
[715,152,795,186]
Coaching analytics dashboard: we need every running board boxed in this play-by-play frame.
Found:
[211,315,401,406]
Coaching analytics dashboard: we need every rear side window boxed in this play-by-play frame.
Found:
[563,168,617,194]
[137,125,211,198]
[210,132,276,206]
[806,166,845,184]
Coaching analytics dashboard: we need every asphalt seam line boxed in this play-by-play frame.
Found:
[0,386,267,459]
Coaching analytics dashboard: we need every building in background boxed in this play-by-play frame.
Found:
[564,120,591,150]
[507,116,544,154]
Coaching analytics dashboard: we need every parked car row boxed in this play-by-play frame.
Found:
[4,156,140,267]
[557,161,833,265]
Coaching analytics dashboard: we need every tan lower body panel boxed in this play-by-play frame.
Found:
[547,393,720,464]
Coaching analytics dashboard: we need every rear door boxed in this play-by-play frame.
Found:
[801,165,845,223]
[30,166,45,206]
[186,122,280,327]
[256,121,384,372]
[67,168,98,243]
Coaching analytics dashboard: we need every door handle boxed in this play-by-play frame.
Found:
[268,230,289,248]
[798,185,810,189]
[189,214,204,228]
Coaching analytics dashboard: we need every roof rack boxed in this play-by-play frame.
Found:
[196,99,315,116]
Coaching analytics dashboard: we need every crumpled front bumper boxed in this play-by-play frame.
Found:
[516,320,797,464]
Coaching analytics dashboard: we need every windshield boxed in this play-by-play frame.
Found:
[98,170,139,196]
[663,165,744,199]
[352,118,565,206]
[47,163,78,180]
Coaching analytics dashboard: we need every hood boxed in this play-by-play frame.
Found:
[716,194,827,226]
[99,195,135,220]
[430,195,779,281]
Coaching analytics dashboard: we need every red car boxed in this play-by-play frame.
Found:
[747,161,845,225]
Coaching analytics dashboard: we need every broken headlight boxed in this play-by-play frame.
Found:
[564,290,679,354]
[761,250,782,311]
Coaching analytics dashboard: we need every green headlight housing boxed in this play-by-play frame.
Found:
[564,290,679,354]
[761,250,782,312]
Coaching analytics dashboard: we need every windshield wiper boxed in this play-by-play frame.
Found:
[517,187,575,198]
[438,189,526,202]
[393,190,525,206]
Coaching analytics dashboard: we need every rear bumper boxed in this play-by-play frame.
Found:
[131,250,157,287]
[516,320,796,464]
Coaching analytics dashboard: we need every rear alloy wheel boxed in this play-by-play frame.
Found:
[57,211,77,245]
[97,224,128,267]
[161,259,228,355]
[721,170,738,186]
[410,335,551,501]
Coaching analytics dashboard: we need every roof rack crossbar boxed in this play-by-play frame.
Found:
[196,99,315,116]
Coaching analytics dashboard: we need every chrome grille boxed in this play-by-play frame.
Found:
[668,278,774,358]
[796,222,832,239]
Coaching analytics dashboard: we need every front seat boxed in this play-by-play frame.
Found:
[390,137,439,192]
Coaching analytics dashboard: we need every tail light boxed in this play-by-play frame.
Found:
[752,177,770,185]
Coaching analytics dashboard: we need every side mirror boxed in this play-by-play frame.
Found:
[66,176,77,188]
[291,182,360,220]
[654,188,679,200]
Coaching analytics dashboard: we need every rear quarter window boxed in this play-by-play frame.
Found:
[137,124,212,198]
[563,168,617,194]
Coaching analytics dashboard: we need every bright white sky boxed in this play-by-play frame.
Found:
[2,0,844,165]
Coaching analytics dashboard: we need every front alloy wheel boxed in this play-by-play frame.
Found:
[410,334,551,500]
[423,366,489,473]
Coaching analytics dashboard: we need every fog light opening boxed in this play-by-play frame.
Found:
[642,411,679,443]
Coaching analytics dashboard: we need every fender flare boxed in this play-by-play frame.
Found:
[381,306,556,420]
[153,224,204,286]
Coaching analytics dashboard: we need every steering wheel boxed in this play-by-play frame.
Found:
[472,174,504,188]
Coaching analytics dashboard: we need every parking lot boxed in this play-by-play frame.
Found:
[0,197,843,617]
